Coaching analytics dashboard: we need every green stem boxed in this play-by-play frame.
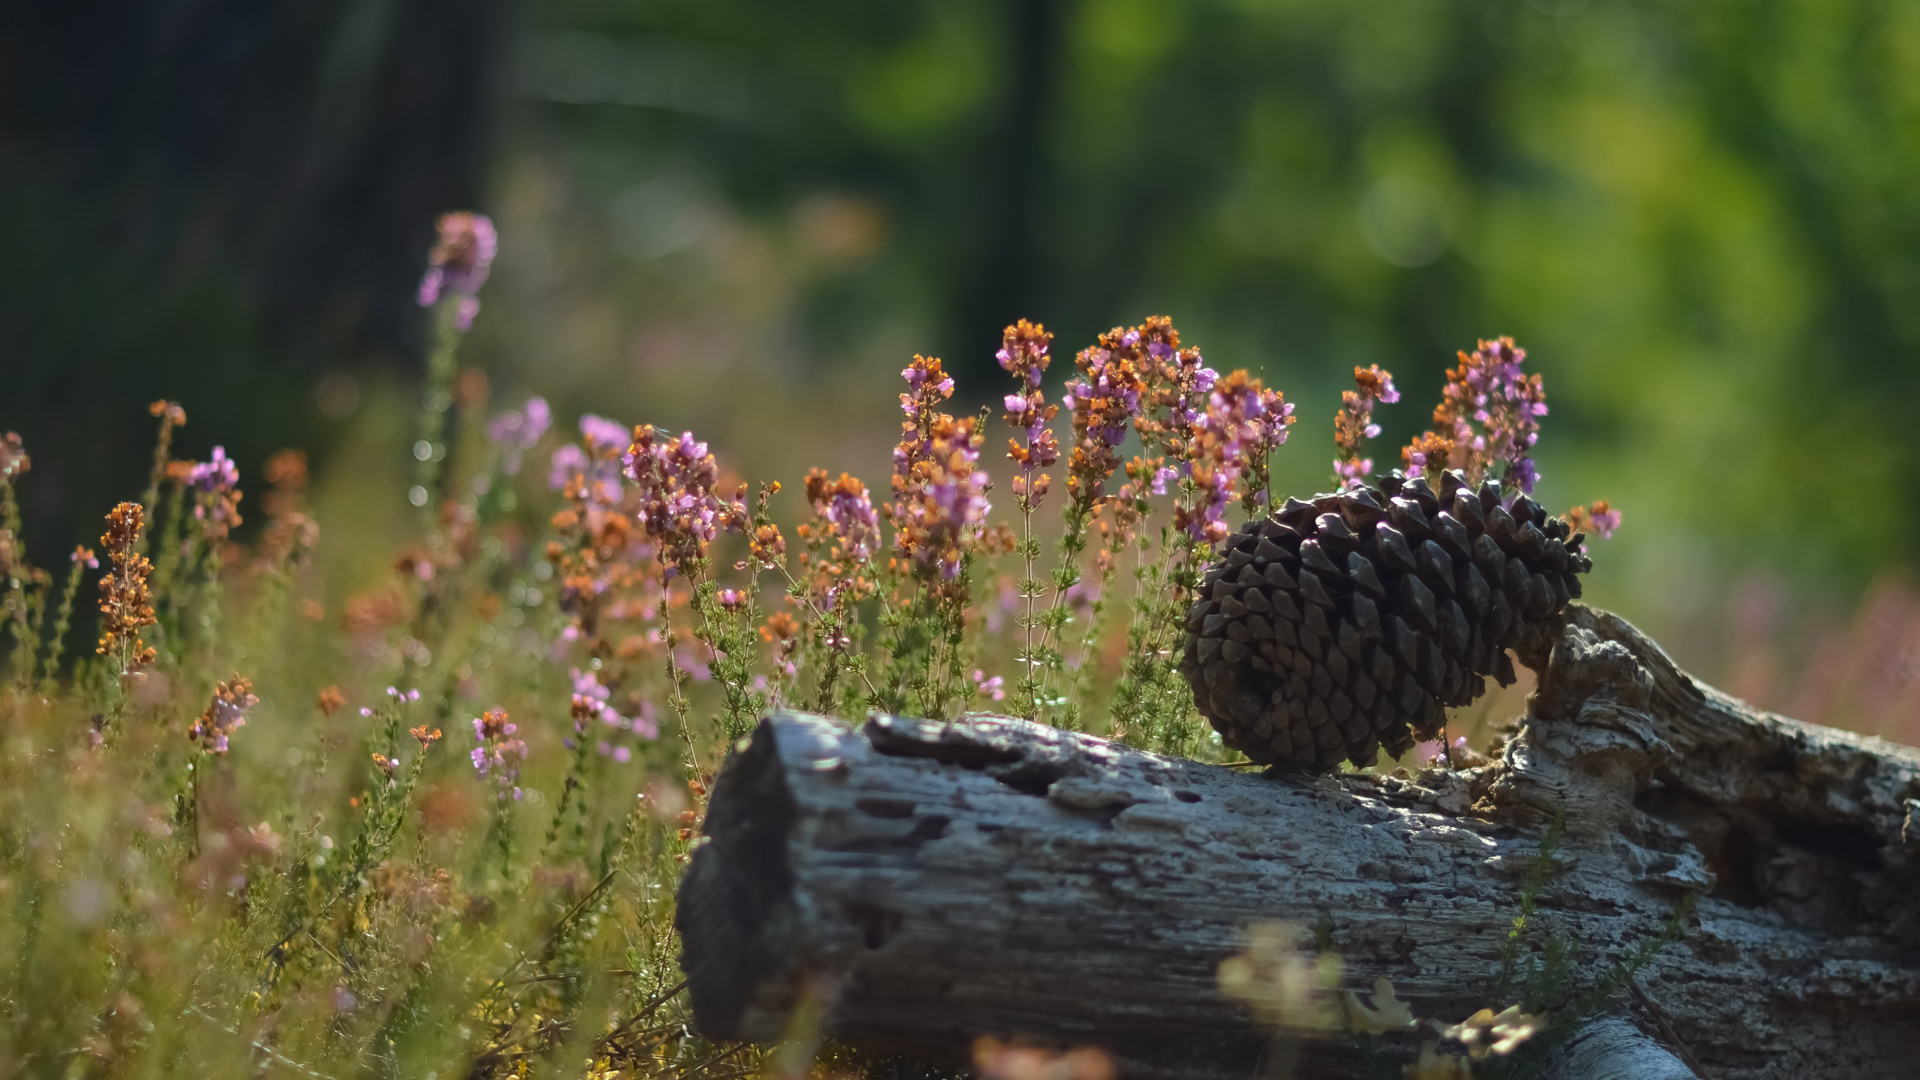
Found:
[1030,497,1098,717]
[138,414,179,553]
[36,553,85,694]
[1012,490,1044,720]
[414,308,464,523]
[656,567,702,776]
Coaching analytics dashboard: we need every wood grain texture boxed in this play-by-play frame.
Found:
[677,606,1920,1078]
[1540,1019,1696,1080]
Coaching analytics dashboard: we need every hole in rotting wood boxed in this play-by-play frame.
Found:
[825,813,954,854]
[1639,783,1886,932]
[909,814,953,841]
[968,757,1062,796]
[855,797,916,819]
[845,901,903,949]
[1174,790,1202,803]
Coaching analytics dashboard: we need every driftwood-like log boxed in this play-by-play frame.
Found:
[1539,1019,1696,1080]
[676,607,1920,1078]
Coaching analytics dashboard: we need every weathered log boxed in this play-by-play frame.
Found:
[677,606,1920,1078]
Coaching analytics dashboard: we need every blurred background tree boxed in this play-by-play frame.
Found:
[5,0,1920,726]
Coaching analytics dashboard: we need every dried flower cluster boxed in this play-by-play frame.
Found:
[258,449,319,568]
[96,502,157,673]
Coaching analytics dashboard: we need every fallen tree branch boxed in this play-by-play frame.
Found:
[1541,1018,1696,1080]
[677,606,1920,1078]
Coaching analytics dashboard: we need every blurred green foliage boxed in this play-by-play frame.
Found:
[471,0,1920,677]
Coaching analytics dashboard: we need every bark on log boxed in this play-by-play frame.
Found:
[1540,1019,1697,1080]
[676,606,1920,1078]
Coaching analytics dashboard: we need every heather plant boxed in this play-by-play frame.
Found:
[0,212,1624,1080]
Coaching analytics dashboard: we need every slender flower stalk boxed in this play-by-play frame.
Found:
[472,706,528,801]
[0,433,31,685]
[1109,325,1291,753]
[998,321,1060,719]
[181,448,243,656]
[37,547,96,693]
[624,423,749,761]
[97,503,157,678]
[413,211,498,516]
[177,673,256,851]
[1028,328,1149,721]
[794,469,881,711]
[139,401,187,539]
[877,355,995,718]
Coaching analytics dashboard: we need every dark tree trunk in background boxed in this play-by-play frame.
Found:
[0,0,507,558]
[678,605,1920,1080]
[950,0,1065,384]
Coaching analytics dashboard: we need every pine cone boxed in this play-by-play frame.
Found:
[1179,470,1592,772]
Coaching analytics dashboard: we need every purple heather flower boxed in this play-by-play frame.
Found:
[487,397,550,475]
[549,444,588,490]
[188,447,239,492]
[570,668,657,750]
[998,320,1060,507]
[1418,338,1547,491]
[1183,462,1237,544]
[418,212,498,331]
[1333,366,1396,489]
[804,469,882,565]
[542,414,631,507]
[470,707,527,793]
[971,669,1005,702]
[187,447,244,541]
[1507,457,1539,495]
[188,677,258,756]
[579,413,628,454]
[625,425,744,567]
[1589,504,1621,539]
